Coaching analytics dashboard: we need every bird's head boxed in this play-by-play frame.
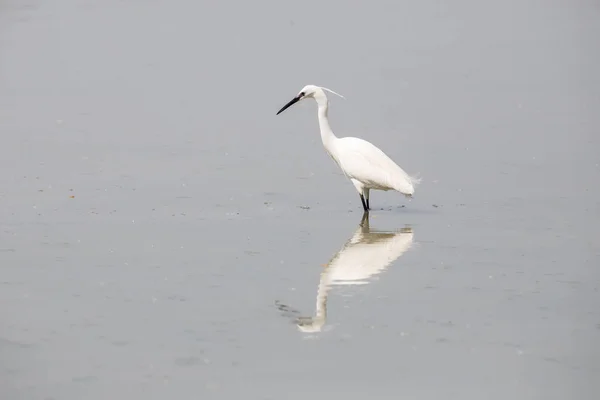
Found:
[276,84,344,115]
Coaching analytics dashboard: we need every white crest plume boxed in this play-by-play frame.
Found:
[320,87,345,99]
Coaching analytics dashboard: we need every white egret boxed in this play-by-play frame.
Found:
[276,84,420,211]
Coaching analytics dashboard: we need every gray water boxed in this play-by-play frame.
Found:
[1,1,599,399]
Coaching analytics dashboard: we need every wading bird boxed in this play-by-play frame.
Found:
[276,85,420,211]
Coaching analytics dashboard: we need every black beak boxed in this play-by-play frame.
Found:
[276,95,302,115]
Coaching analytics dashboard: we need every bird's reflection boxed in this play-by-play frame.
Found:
[277,212,414,333]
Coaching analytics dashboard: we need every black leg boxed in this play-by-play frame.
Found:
[360,194,368,211]
[366,197,370,210]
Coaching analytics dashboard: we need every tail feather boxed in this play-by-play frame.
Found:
[396,173,421,198]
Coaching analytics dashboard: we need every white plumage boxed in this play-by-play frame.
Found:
[277,84,420,211]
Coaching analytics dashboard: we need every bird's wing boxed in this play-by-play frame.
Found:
[336,137,415,192]
[328,230,414,284]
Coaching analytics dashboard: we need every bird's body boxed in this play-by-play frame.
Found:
[327,136,416,194]
[277,84,419,211]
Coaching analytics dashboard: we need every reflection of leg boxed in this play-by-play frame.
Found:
[364,188,370,210]
[359,194,368,211]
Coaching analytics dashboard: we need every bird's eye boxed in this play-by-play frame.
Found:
[299,92,305,97]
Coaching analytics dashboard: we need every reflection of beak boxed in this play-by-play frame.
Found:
[276,94,302,115]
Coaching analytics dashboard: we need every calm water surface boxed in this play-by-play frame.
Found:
[1,0,599,399]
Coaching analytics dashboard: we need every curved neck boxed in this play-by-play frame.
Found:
[316,96,337,150]
[311,267,332,330]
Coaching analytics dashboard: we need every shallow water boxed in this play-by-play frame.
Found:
[1,0,599,399]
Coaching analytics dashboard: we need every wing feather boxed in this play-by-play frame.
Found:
[335,137,416,194]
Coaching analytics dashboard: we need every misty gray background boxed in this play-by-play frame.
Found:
[1,0,599,399]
